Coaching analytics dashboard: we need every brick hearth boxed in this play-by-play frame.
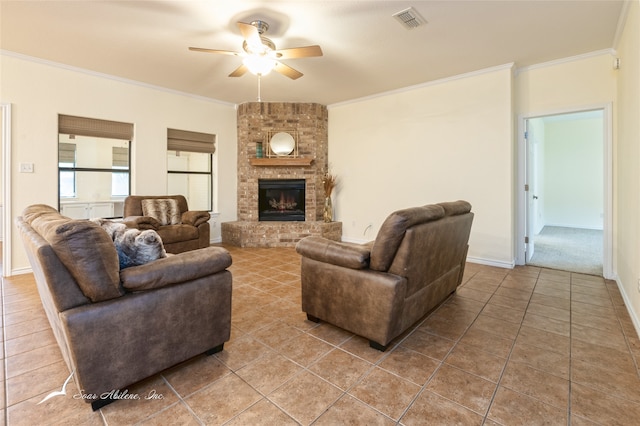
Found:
[221,102,342,247]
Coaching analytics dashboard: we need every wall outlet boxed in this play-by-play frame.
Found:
[19,162,34,173]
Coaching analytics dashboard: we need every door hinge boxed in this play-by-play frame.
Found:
[525,236,529,244]
[524,131,528,139]
[524,184,529,191]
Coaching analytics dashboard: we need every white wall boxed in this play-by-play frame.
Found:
[0,54,238,274]
[543,116,603,229]
[328,65,515,267]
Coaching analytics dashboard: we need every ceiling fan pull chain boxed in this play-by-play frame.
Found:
[257,74,262,102]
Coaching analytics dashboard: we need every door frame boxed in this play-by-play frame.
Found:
[1,103,12,276]
[515,103,613,279]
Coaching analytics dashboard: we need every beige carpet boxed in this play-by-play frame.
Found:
[528,226,603,276]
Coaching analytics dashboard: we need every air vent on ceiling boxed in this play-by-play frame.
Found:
[392,7,425,29]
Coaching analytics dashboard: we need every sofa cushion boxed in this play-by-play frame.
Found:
[44,220,124,302]
[438,200,472,217]
[157,224,199,244]
[182,210,210,227]
[296,237,371,270]
[141,198,181,226]
[370,204,445,272]
[21,204,60,224]
[120,246,231,292]
[123,215,161,230]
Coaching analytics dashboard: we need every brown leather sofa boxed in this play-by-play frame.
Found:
[296,200,473,351]
[123,195,210,254]
[16,204,232,410]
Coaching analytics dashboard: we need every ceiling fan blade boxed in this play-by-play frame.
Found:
[273,61,303,80]
[189,47,239,56]
[274,45,323,59]
[237,22,263,50]
[228,64,248,77]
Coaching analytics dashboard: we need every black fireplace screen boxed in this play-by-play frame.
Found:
[258,179,305,221]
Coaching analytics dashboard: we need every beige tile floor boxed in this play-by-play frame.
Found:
[2,245,640,425]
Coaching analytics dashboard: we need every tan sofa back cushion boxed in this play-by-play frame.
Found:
[124,195,189,217]
[370,204,445,271]
[25,206,124,302]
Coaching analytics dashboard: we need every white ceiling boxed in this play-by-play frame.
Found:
[0,1,627,106]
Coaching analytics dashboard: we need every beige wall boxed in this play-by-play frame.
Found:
[615,1,640,332]
[0,54,238,274]
[514,53,617,114]
[328,66,515,267]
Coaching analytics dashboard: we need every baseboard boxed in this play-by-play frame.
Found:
[9,266,32,276]
[466,256,515,270]
[614,275,640,341]
[540,223,604,231]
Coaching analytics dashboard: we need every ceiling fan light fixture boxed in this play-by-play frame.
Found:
[243,55,276,76]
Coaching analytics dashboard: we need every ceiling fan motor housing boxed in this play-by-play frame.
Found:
[243,37,276,54]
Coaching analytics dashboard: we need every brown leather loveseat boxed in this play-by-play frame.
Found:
[123,195,210,254]
[296,200,473,351]
[16,204,232,410]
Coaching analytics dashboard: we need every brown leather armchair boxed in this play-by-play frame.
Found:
[123,195,210,254]
[296,200,473,351]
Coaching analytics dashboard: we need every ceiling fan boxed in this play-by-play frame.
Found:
[189,20,323,80]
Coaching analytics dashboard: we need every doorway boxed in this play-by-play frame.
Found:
[518,107,612,278]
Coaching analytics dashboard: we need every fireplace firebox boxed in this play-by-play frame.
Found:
[258,179,305,221]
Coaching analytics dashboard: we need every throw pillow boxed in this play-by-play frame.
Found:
[92,219,168,269]
[141,198,181,226]
[114,228,168,269]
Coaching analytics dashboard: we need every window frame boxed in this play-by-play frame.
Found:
[167,150,213,212]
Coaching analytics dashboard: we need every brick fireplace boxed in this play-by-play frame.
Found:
[221,102,342,247]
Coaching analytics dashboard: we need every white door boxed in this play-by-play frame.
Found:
[525,119,536,262]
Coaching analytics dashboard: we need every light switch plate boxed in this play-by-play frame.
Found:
[19,162,34,173]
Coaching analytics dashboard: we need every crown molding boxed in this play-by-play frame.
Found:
[514,49,616,76]
[0,50,235,107]
[328,63,515,109]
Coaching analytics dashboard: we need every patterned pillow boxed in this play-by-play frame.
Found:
[141,198,181,226]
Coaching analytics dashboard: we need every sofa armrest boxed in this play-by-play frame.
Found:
[182,210,210,227]
[122,215,161,230]
[296,236,371,270]
[120,246,231,291]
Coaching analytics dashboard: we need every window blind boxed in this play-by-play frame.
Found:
[112,147,129,168]
[58,143,76,164]
[58,115,133,140]
[167,128,216,154]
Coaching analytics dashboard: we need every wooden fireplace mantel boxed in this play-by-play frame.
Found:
[249,157,314,167]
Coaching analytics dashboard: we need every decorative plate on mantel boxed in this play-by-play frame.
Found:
[270,132,296,156]
[267,130,298,158]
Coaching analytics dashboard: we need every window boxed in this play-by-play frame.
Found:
[58,142,76,197]
[58,115,133,217]
[112,146,129,197]
[167,129,215,212]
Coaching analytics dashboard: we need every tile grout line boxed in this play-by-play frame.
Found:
[567,273,573,426]
[477,268,541,425]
